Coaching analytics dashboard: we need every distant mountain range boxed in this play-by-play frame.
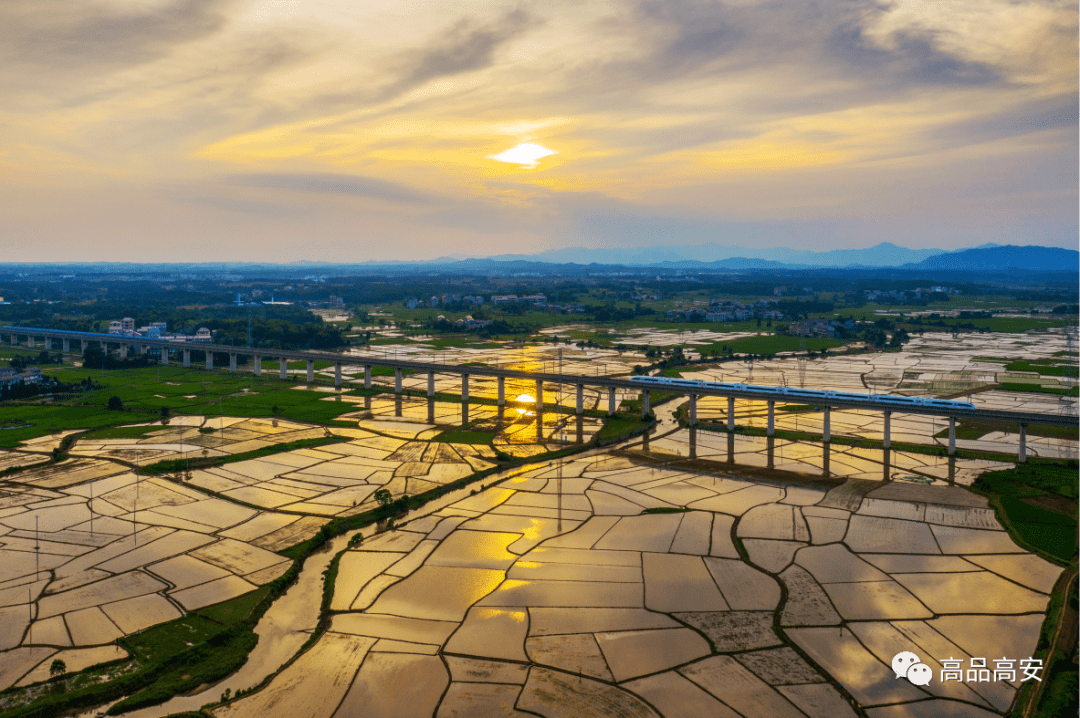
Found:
[902,245,1079,271]
[473,241,952,267]
[432,242,1076,272]
[4,243,1073,274]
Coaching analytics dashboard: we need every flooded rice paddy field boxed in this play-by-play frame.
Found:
[0,411,594,695]
[338,330,1076,459]
[217,452,1060,718]
[0,330,1072,714]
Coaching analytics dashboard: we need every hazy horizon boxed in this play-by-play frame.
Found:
[3,0,1077,262]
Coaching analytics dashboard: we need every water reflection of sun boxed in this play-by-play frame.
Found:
[514,393,535,417]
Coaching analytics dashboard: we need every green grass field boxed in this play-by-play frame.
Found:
[596,415,651,441]
[999,382,1078,396]
[80,424,171,440]
[0,364,364,447]
[973,464,1077,562]
[1005,360,1079,378]
[697,335,842,356]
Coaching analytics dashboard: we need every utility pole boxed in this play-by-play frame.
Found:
[557,348,563,532]
[134,453,140,546]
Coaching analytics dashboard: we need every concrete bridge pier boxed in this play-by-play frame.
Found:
[229,353,237,372]
[335,362,342,389]
[206,351,214,370]
[279,358,287,380]
[461,374,469,402]
[497,376,505,406]
[27,336,35,349]
[62,339,70,353]
[253,356,261,376]
[118,344,127,360]
[160,347,169,366]
[44,337,52,350]
[823,406,831,442]
[140,344,148,354]
[883,411,891,449]
[726,397,735,432]
[9,334,16,346]
[641,390,650,418]
[1019,423,1027,463]
[689,395,697,426]
[81,339,87,354]
[183,349,191,368]
[306,360,314,383]
[394,368,402,394]
[575,384,584,415]
[535,379,544,411]
[608,388,616,416]
[427,371,435,397]
[364,365,372,390]
[766,400,774,436]
[947,416,956,456]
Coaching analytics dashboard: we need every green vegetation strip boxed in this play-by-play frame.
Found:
[998,382,1079,396]
[141,435,350,475]
[80,424,172,441]
[1004,360,1080,378]
[0,583,285,718]
[596,414,652,442]
[433,428,496,445]
[967,463,1078,718]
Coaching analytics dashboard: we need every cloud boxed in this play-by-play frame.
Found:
[0,0,229,76]
[226,172,439,204]
[0,0,1075,260]
[382,9,537,99]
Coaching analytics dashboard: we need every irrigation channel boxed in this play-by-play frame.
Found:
[79,405,681,718]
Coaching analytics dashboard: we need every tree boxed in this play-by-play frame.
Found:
[159,406,170,421]
[107,396,124,411]
[373,488,393,508]
[83,345,107,369]
[49,659,66,678]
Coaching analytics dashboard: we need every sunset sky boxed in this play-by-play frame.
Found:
[2,0,1076,262]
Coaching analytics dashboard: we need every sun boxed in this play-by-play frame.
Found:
[489,143,557,169]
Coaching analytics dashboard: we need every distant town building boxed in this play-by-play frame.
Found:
[121,317,135,332]
[194,327,213,342]
[787,319,839,337]
[108,320,123,334]
[431,296,439,307]
[492,294,546,306]
[0,367,42,387]
[328,295,344,308]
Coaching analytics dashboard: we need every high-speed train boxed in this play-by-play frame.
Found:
[628,375,976,410]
